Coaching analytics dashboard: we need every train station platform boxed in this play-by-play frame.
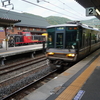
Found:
[21,48,100,100]
[0,44,46,65]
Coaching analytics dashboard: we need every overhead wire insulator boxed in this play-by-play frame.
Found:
[37,0,39,3]
[1,0,14,9]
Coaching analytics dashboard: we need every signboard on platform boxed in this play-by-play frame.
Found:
[86,7,97,16]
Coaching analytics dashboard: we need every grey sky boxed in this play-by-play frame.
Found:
[0,0,95,20]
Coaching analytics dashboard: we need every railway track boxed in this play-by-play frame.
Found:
[0,55,46,75]
[0,55,54,100]
[3,69,58,100]
[0,52,71,100]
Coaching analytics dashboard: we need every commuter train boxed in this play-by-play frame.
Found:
[8,32,46,47]
[46,21,100,68]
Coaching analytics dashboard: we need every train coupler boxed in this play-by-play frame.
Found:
[54,60,63,65]
[54,60,63,68]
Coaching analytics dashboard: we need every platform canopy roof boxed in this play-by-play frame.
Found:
[0,9,50,28]
[76,0,100,19]
[0,17,21,27]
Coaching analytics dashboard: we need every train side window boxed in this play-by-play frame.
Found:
[78,29,82,49]
[85,32,90,46]
[34,35,38,40]
[96,33,100,42]
[91,31,96,44]
[82,29,91,48]
[82,33,85,48]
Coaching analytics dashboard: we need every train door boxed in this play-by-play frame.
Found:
[89,33,91,52]
[55,32,65,48]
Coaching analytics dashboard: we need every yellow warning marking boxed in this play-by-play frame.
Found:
[56,56,100,100]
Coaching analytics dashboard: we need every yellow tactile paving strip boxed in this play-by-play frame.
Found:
[56,56,100,100]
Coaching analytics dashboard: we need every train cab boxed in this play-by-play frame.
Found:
[18,32,32,43]
[46,24,79,66]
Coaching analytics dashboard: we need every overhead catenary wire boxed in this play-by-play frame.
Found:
[41,0,85,19]
[58,0,84,16]
[21,0,83,20]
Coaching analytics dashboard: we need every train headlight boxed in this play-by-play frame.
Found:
[47,52,54,55]
[66,53,75,57]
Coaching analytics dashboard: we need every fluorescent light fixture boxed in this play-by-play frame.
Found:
[96,9,100,15]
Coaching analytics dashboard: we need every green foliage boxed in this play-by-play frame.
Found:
[45,16,71,25]
[45,16,100,28]
[81,18,100,28]
[23,12,100,28]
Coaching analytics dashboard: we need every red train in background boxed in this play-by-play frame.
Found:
[8,32,46,47]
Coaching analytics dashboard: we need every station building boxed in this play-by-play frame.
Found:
[0,8,50,44]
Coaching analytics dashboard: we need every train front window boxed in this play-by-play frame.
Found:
[56,33,63,48]
[25,33,31,36]
[65,27,78,49]
[47,28,55,48]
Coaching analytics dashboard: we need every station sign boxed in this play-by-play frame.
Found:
[86,7,97,16]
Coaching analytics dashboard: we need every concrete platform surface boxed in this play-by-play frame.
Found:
[0,44,43,58]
